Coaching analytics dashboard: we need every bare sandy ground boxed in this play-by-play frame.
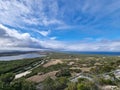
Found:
[15,71,31,79]
[101,85,118,90]
[43,59,63,67]
[26,71,58,83]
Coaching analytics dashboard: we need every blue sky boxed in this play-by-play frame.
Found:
[0,0,120,51]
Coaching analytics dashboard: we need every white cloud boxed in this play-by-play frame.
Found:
[50,37,57,40]
[0,0,120,51]
[0,0,63,29]
[0,24,64,50]
[37,30,50,37]
[42,18,63,26]
[0,24,41,48]
[0,0,30,27]
[1,24,120,51]
[0,0,120,30]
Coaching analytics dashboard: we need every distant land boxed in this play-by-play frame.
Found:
[1,50,120,57]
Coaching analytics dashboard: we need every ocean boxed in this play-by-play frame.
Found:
[66,51,120,56]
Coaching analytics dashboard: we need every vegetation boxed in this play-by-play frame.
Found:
[65,82,77,90]
[0,52,120,90]
[0,57,44,75]
[90,64,116,74]
[56,69,71,77]
[25,63,69,78]
[0,73,36,90]
[97,77,116,85]
[43,77,68,90]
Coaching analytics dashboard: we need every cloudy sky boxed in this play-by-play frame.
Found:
[0,0,120,51]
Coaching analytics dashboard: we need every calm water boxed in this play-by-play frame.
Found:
[0,53,45,61]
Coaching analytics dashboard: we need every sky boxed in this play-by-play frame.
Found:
[0,0,120,51]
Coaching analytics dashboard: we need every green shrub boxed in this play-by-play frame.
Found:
[56,69,71,77]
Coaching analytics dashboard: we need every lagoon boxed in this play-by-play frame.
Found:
[0,53,45,61]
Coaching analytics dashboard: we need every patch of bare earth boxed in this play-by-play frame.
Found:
[101,85,118,90]
[70,66,96,72]
[80,66,96,72]
[26,71,58,83]
[43,59,63,67]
